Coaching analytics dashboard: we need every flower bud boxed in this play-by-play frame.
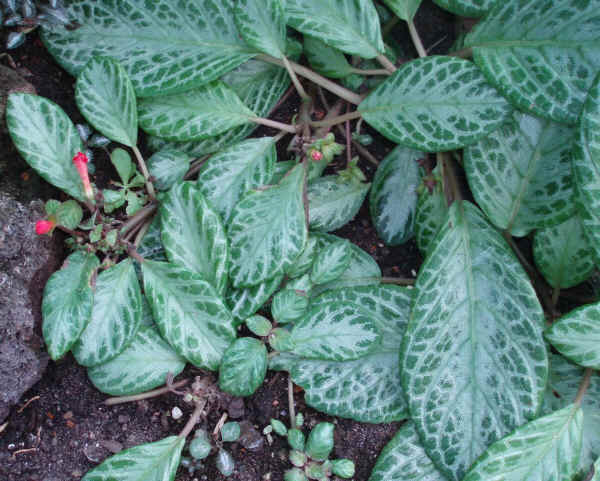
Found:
[72,151,94,200]
[310,150,323,161]
[35,219,55,235]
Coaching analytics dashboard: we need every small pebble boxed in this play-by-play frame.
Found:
[172,407,183,420]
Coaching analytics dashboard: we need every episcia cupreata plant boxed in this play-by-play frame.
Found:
[5,0,600,479]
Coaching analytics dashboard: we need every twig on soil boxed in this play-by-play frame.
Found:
[11,447,38,458]
[105,379,189,405]
[0,422,7,435]
[288,374,296,430]
[178,401,205,440]
[17,395,40,413]
[212,412,228,437]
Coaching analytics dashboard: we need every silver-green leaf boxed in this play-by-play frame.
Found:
[369,146,423,245]
[285,0,384,58]
[432,0,496,18]
[383,0,423,21]
[142,260,236,370]
[160,182,228,296]
[75,56,137,147]
[42,251,99,360]
[228,163,307,287]
[138,81,256,142]
[41,0,256,97]
[147,150,191,192]
[464,0,600,124]
[226,274,284,323]
[219,337,268,397]
[234,0,287,59]
[72,259,142,367]
[81,436,185,481]
[6,93,85,201]
[359,56,512,152]
[414,167,448,257]
[401,201,548,480]
[464,111,575,236]
[310,240,351,285]
[87,325,186,396]
[462,404,583,481]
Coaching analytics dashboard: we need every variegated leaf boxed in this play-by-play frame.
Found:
[75,56,137,147]
[226,274,284,324]
[414,167,448,257]
[271,289,309,324]
[6,93,85,201]
[73,259,142,367]
[310,239,351,285]
[359,56,512,152]
[432,0,496,17]
[160,182,228,296]
[87,325,186,396]
[308,176,370,232]
[142,260,236,370]
[42,251,99,360]
[138,81,256,142]
[401,201,548,480]
[285,0,384,58]
[234,0,286,59]
[228,163,307,287]
[287,285,412,422]
[136,216,166,262]
[383,0,423,21]
[464,111,575,236]
[464,0,600,124]
[219,337,267,396]
[304,35,354,79]
[197,137,277,223]
[147,150,191,191]
[81,436,185,481]
[41,0,256,97]
[287,236,319,279]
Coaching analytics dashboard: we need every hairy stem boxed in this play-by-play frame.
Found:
[575,368,593,405]
[251,117,298,134]
[120,203,157,240]
[408,19,427,58]
[448,47,473,58]
[309,110,362,128]
[350,67,390,76]
[105,379,189,405]
[257,54,364,105]
[184,155,211,180]
[132,146,156,200]
[282,54,309,101]
[376,54,397,73]
[381,276,416,285]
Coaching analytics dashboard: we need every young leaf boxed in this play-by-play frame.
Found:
[287,285,411,423]
[138,81,256,142]
[41,0,256,97]
[308,175,370,232]
[219,337,268,397]
[160,182,228,296]
[75,56,137,147]
[147,150,191,191]
[6,93,85,201]
[271,289,309,324]
[369,146,423,245]
[196,137,277,223]
[226,274,284,323]
[228,163,307,287]
[287,236,319,279]
[285,0,384,58]
[533,215,595,289]
[431,0,495,18]
[543,354,600,472]
[359,56,512,152]
[305,422,334,461]
[401,201,548,480]
[87,325,186,396]
[464,111,575,236]
[42,251,99,360]
[110,148,134,185]
[462,404,583,481]
[414,168,448,256]
[81,436,185,481]
[234,0,286,59]
[55,200,83,230]
[72,259,142,367]
[369,421,445,481]
[572,72,600,262]
[142,260,236,370]
[245,315,272,337]
[464,0,600,124]
[546,303,600,370]
[287,298,381,361]
[303,35,354,79]
[383,0,423,22]
[310,240,351,285]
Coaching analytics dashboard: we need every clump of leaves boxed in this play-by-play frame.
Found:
[6,0,600,480]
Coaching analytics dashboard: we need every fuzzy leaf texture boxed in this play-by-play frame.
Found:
[464,0,600,124]
[464,111,575,236]
[401,201,548,480]
[81,436,185,481]
[75,56,137,147]
[72,259,142,367]
[285,0,384,58]
[414,167,448,256]
[142,260,236,370]
[160,182,228,296]
[41,0,256,97]
[281,285,412,423]
[6,94,86,201]
[572,72,600,263]
[228,163,307,287]
[432,0,496,17]
[234,0,286,59]
[147,150,191,191]
[310,240,352,285]
[369,146,423,245]
[42,251,99,360]
[462,404,583,481]
[226,275,284,323]
[87,325,186,396]
[138,81,256,142]
[219,337,268,396]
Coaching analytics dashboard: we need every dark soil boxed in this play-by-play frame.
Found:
[0,3,456,480]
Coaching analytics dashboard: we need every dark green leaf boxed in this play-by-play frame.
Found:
[234,0,286,58]
[304,35,353,79]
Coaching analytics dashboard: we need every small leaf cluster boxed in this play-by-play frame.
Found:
[181,423,241,477]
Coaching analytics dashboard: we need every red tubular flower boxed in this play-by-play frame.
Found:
[72,151,94,200]
[310,150,323,161]
[35,219,55,235]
